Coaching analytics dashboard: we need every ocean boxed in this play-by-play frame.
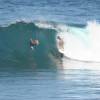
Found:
[0,0,100,99]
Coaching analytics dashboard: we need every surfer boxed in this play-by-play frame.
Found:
[30,38,39,50]
[57,36,64,50]
[57,36,64,57]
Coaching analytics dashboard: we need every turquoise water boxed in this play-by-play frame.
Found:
[0,0,100,99]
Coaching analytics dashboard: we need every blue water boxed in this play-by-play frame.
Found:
[0,0,100,99]
[0,0,100,25]
[1,65,100,100]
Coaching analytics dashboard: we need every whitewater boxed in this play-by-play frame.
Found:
[35,21,100,62]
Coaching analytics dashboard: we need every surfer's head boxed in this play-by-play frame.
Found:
[57,36,61,40]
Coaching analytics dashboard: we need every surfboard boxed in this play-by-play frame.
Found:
[58,48,64,54]
[58,48,64,58]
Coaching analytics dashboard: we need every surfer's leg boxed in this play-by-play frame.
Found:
[60,53,64,58]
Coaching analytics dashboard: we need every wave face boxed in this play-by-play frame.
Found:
[0,22,60,67]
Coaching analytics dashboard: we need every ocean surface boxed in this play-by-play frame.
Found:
[0,0,100,99]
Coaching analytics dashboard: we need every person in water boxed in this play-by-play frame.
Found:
[57,36,64,57]
[57,36,64,50]
[30,38,39,50]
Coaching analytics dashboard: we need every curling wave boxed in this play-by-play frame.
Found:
[0,20,100,68]
[0,21,61,67]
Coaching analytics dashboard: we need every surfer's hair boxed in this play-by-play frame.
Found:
[57,36,61,40]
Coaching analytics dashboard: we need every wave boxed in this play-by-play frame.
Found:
[0,21,61,67]
[0,20,100,68]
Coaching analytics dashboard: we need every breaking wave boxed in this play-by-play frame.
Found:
[0,20,100,68]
